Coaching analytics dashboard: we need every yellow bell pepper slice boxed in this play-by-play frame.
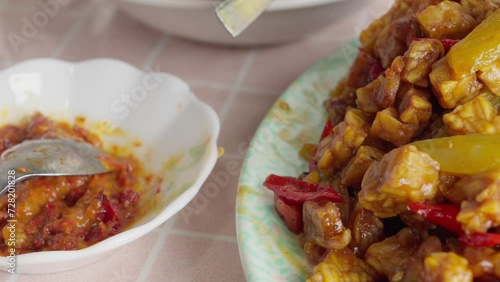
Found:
[412,134,500,175]
[447,9,500,75]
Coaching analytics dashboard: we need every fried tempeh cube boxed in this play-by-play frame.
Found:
[359,145,440,218]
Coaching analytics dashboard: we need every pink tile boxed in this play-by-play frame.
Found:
[244,39,337,92]
[219,92,277,155]
[309,20,361,42]
[59,7,162,66]
[175,158,241,236]
[309,0,392,42]
[0,10,74,63]
[154,37,251,84]
[190,86,231,115]
[147,235,245,282]
[16,230,158,281]
[0,271,13,281]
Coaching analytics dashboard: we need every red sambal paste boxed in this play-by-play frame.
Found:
[0,112,147,255]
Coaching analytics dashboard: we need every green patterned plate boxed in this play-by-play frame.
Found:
[236,41,358,281]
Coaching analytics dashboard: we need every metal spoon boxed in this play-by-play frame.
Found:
[0,139,111,196]
[216,0,273,37]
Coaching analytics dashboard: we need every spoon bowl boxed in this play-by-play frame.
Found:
[0,139,111,195]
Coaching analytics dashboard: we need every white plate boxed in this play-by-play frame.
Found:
[0,58,220,273]
[116,0,369,46]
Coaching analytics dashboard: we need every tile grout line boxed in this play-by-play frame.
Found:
[188,78,281,97]
[141,34,169,70]
[186,79,283,96]
[49,1,97,58]
[239,86,281,96]
[170,229,238,245]
[217,50,258,123]
[187,79,233,91]
[135,214,178,282]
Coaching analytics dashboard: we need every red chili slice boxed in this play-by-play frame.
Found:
[407,202,462,235]
[274,194,303,234]
[101,195,116,223]
[408,202,500,247]
[460,233,500,247]
[263,174,344,206]
[320,119,333,140]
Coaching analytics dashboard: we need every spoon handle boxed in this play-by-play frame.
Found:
[216,0,273,37]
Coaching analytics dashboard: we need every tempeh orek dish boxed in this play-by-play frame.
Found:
[263,1,500,281]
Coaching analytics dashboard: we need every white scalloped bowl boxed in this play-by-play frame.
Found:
[116,0,368,46]
[0,58,220,273]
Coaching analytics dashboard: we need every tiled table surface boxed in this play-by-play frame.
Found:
[0,0,391,281]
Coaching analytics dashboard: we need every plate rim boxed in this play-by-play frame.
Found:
[235,40,358,281]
